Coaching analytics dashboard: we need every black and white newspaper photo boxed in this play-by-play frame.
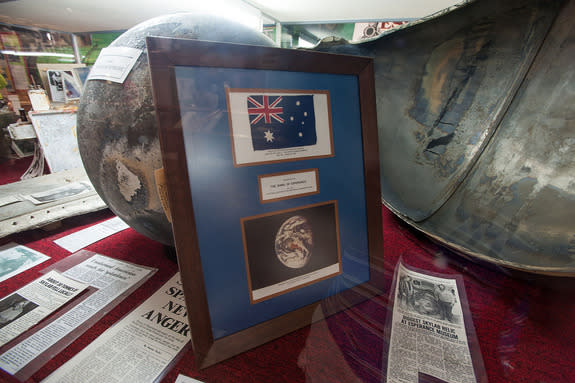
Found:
[22,181,93,205]
[42,272,190,383]
[0,243,50,283]
[0,270,88,347]
[386,262,486,383]
[0,252,155,378]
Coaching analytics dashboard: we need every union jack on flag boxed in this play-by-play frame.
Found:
[247,95,284,124]
[247,94,317,151]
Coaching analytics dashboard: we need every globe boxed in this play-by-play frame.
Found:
[77,13,274,246]
[274,216,313,268]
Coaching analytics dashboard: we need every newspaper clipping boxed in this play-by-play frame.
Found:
[42,272,190,383]
[0,253,154,376]
[0,243,50,283]
[0,270,88,347]
[386,263,481,383]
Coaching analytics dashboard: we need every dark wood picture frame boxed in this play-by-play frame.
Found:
[241,200,342,304]
[147,36,384,368]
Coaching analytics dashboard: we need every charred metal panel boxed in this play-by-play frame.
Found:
[319,0,574,273]
[420,0,575,274]
[370,0,563,222]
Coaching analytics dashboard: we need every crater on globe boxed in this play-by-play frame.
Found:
[274,216,313,268]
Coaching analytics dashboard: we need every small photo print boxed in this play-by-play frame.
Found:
[241,201,341,303]
[397,273,460,324]
[0,293,38,329]
[24,181,93,205]
[62,70,82,101]
[0,243,50,283]
[47,70,65,102]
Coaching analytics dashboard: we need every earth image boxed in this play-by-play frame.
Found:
[274,215,313,268]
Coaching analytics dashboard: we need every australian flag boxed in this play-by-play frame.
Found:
[248,94,317,151]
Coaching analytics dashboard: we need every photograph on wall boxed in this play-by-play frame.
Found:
[61,70,82,102]
[241,201,341,303]
[46,70,65,102]
[227,89,333,166]
[37,64,86,99]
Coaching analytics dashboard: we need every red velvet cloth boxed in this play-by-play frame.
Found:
[0,205,574,382]
[0,157,35,184]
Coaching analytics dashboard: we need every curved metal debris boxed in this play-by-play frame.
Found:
[319,0,574,274]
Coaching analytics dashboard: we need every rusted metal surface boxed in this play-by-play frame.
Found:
[365,0,562,222]
[319,0,574,274]
[421,0,575,274]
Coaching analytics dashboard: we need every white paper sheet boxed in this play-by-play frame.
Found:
[54,216,130,253]
[87,47,142,84]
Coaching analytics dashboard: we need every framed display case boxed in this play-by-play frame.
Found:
[147,36,383,368]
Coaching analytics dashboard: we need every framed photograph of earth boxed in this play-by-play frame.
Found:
[242,201,341,303]
[147,37,383,369]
